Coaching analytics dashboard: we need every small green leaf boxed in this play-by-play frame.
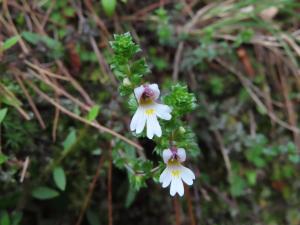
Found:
[0,154,8,165]
[101,0,116,17]
[125,185,137,208]
[0,210,10,225]
[22,31,41,45]
[245,171,257,186]
[1,35,20,51]
[53,166,66,191]
[257,105,267,115]
[229,174,246,197]
[11,211,22,225]
[87,105,100,121]
[0,108,8,124]
[63,130,76,150]
[31,186,59,200]
[91,148,102,155]
[86,210,101,225]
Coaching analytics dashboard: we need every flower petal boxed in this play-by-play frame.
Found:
[162,149,173,163]
[134,85,145,102]
[146,116,154,139]
[181,166,195,186]
[152,116,162,137]
[130,107,143,131]
[155,104,172,120]
[148,83,160,100]
[135,108,147,134]
[159,168,172,188]
[177,148,186,162]
[146,115,161,139]
[170,177,184,197]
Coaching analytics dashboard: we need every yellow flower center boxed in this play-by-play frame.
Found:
[167,160,180,166]
[140,98,153,105]
[145,109,155,115]
[171,170,181,178]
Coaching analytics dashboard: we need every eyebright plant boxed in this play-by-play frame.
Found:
[109,32,199,197]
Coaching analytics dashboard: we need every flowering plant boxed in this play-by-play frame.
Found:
[110,32,199,197]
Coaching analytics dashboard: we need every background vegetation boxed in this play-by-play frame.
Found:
[1,0,300,224]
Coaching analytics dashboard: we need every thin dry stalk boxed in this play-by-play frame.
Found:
[75,156,105,225]
[26,68,90,111]
[0,83,30,121]
[173,196,181,225]
[185,185,196,225]
[279,73,300,150]
[89,36,117,86]
[14,74,46,129]
[18,75,143,151]
[216,58,300,134]
[172,3,216,81]
[108,144,113,225]
[20,156,30,183]
[52,93,60,142]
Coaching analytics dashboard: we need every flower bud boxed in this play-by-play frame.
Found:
[179,126,186,134]
[123,77,131,86]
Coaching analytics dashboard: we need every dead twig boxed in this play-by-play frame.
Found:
[89,36,117,86]
[0,83,30,121]
[14,74,46,129]
[172,3,216,81]
[20,157,30,183]
[52,93,60,142]
[173,196,181,225]
[108,143,113,225]
[185,185,196,225]
[19,75,143,151]
[75,156,105,225]
[216,58,300,134]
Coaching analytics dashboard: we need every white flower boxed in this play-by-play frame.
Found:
[130,84,172,139]
[159,148,195,197]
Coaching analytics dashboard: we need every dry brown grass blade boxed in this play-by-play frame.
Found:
[185,185,196,225]
[19,156,30,183]
[216,58,300,134]
[15,72,143,151]
[108,143,113,225]
[25,61,69,81]
[279,73,300,150]
[14,74,46,129]
[26,68,90,112]
[173,196,181,225]
[89,36,117,86]
[83,0,110,40]
[172,3,216,81]
[19,0,94,105]
[0,83,30,121]
[52,93,60,142]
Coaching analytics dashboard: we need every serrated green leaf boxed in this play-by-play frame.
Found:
[53,166,66,191]
[0,108,8,124]
[31,186,59,200]
[87,105,100,121]
[1,35,20,51]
